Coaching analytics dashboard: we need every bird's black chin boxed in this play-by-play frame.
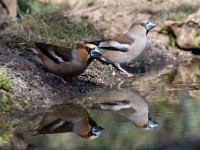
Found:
[87,57,94,65]
[146,30,150,35]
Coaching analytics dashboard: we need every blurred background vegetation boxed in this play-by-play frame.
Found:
[0,0,102,47]
[17,0,54,15]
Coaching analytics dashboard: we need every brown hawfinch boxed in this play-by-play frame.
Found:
[91,89,158,129]
[89,20,156,77]
[25,42,102,79]
[32,103,104,139]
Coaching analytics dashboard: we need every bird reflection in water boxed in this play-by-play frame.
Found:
[91,87,158,129]
[32,103,104,139]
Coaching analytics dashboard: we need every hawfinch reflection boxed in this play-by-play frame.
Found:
[32,103,104,139]
[89,20,156,77]
[25,42,102,79]
[91,89,158,129]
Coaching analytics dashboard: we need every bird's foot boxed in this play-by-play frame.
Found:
[120,71,133,77]
[114,63,133,77]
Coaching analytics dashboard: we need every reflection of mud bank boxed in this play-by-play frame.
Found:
[124,58,200,102]
[147,138,200,150]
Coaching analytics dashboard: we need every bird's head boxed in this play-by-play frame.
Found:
[142,117,159,130]
[84,43,102,58]
[79,116,104,140]
[86,125,104,140]
[78,43,102,64]
[129,20,156,36]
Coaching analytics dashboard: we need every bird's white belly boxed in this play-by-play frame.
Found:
[101,37,147,64]
[103,52,142,64]
[115,55,135,64]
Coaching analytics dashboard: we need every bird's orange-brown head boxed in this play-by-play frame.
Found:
[76,116,104,140]
[76,43,102,64]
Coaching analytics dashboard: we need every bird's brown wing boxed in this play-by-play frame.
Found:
[89,34,134,52]
[52,45,73,62]
[89,40,128,52]
[33,119,74,135]
[114,33,135,45]
[34,42,73,63]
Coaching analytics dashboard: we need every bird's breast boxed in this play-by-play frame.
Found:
[41,57,87,78]
[101,51,138,64]
[101,38,147,64]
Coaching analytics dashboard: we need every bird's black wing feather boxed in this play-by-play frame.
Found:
[35,42,61,64]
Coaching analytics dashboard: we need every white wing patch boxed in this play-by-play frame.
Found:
[99,103,132,111]
[30,48,38,54]
[99,41,130,50]
[51,120,65,130]
[52,54,65,63]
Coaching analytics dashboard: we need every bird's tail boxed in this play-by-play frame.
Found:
[19,42,38,54]
[19,42,35,48]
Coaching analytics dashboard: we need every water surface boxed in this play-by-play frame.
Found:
[1,60,200,150]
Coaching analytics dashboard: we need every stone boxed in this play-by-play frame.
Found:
[164,8,200,52]
[170,21,199,49]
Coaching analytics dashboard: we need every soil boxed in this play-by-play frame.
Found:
[1,0,199,108]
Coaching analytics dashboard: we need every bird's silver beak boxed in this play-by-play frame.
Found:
[145,21,156,31]
[90,47,102,58]
[91,126,104,137]
[143,119,159,130]
[146,120,159,129]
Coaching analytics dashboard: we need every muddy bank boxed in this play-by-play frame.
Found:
[0,36,177,108]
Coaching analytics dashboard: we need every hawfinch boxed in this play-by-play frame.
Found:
[32,103,104,139]
[89,20,156,77]
[24,42,102,79]
[91,89,158,129]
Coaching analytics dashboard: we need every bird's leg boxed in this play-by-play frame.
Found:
[117,81,124,90]
[114,63,133,77]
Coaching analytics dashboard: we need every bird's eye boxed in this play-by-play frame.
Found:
[86,47,91,52]
[140,22,146,27]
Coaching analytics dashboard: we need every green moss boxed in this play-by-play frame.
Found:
[194,29,200,47]
[191,59,200,81]
[0,69,14,112]
[194,66,200,81]
[0,120,13,146]
[0,70,30,112]
[160,68,178,85]
[17,0,56,15]
[18,0,39,14]
[0,70,13,92]
[161,27,176,46]
[17,97,31,112]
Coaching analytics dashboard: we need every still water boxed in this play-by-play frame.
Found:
[1,61,200,150]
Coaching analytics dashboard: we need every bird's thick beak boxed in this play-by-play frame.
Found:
[91,126,104,137]
[146,120,159,129]
[90,47,102,58]
[145,21,156,31]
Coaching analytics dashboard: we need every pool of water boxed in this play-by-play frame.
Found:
[1,61,200,150]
